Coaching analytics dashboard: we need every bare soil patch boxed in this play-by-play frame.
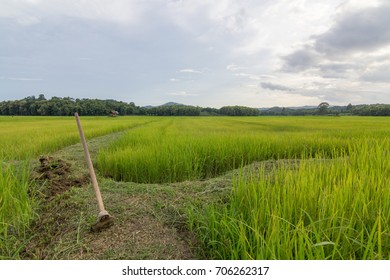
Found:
[31,156,90,199]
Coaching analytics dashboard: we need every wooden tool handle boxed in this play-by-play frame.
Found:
[74,112,105,213]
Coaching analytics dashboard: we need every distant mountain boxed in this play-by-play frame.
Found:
[143,102,185,108]
[160,102,184,107]
[258,105,317,111]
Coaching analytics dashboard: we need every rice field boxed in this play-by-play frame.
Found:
[1,116,389,259]
[97,116,389,184]
[0,116,154,160]
[97,116,389,259]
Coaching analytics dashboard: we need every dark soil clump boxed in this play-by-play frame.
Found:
[32,156,90,199]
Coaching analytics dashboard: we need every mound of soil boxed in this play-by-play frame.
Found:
[32,156,90,199]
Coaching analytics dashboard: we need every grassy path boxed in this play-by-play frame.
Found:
[23,130,224,259]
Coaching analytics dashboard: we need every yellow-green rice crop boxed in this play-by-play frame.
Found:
[0,116,154,160]
[0,162,34,259]
[188,139,389,259]
[0,162,33,237]
[97,116,389,184]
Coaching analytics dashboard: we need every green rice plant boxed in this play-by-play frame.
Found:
[0,162,35,259]
[0,163,33,237]
[188,138,390,259]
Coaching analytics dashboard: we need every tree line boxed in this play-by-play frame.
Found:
[261,103,390,116]
[0,95,261,116]
[0,95,389,116]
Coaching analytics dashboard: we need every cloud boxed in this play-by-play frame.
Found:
[226,64,246,71]
[280,1,390,97]
[317,62,357,79]
[234,73,261,80]
[179,68,201,74]
[314,2,390,56]
[0,76,42,81]
[260,82,294,91]
[361,62,390,83]
[281,1,390,87]
[1,1,389,107]
[282,46,321,72]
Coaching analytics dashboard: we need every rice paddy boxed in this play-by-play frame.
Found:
[1,116,389,259]
[97,116,388,184]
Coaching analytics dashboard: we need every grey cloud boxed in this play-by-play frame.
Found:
[317,63,358,79]
[260,82,294,91]
[281,2,390,76]
[314,3,390,55]
[361,63,390,83]
[282,47,320,72]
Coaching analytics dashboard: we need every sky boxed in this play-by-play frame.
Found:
[1,0,390,108]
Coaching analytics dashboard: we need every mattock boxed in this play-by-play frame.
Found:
[74,112,114,232]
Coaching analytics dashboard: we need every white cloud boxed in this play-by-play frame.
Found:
[234,73,261,81]
[226,64,246,71]
[179,69,201,74]
[0,76,42,81]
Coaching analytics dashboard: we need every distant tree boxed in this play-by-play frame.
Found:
[346,103,353,111]
[318,102,330,115]
[37,94,46,101]
[219,106,259,116]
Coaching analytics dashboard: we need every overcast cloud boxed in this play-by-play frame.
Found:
[0,0,389,107]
